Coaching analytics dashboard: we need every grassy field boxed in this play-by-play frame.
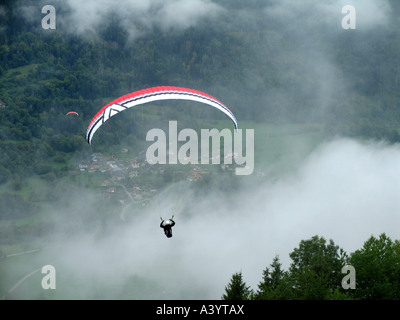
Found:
[215,120,326,176]
[0,120,327,299]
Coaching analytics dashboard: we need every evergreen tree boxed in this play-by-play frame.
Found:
[221,271,252,300]
[254,255,292,300]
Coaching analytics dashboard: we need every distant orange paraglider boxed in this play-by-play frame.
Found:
[66,111,79,116]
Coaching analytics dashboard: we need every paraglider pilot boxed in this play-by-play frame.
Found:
[160,215,175,238]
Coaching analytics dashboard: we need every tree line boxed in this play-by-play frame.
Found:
[1,0,400,209]
[222,233,400,300]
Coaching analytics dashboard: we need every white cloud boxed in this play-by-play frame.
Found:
[39,138,400,299]
[265,0,391,31]
[56,0,223,39]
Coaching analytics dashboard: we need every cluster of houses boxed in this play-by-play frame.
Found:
[77,149,250,205]
[77,152,158,205]
[77,151,226,205]
[78,152,153,180]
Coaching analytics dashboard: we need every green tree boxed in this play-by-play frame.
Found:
[11,174,22,191]
[0,165,10,184]
[288,235,348,299]
[254,255,292,300]
[221,271,252,300]
[349,233,400,300]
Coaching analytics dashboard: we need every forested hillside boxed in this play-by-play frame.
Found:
[1,1,400,183]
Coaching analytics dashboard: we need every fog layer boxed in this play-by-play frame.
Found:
[51,138,400,299]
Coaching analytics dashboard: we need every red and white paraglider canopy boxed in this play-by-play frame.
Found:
[86,86,238,144]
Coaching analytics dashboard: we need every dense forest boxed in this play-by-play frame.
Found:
[1,0,400,186]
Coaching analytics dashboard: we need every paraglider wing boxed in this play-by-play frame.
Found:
[86,86,238,144]
[66,111,79,116]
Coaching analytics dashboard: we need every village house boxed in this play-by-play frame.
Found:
[129,170,139,179]
[110,166,125,180]
[131,160,140,169]
[78,161,88,171]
